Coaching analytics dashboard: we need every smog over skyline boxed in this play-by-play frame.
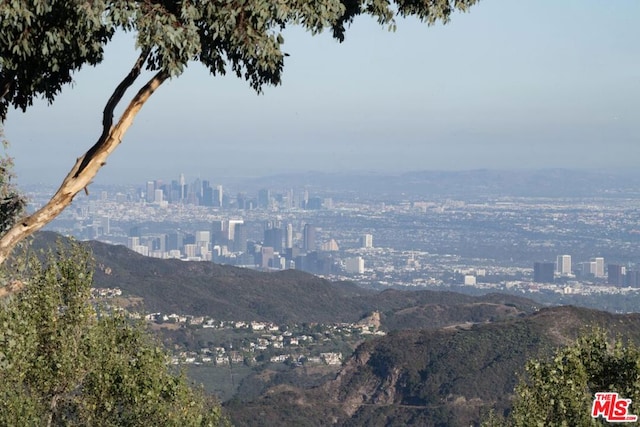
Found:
[3,0,639,185]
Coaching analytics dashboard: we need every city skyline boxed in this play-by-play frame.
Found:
[3,0,639,185]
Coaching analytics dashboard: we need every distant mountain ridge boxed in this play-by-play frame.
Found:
[85,237,538,326]
[30,231,537,328]
[237,169,640,199]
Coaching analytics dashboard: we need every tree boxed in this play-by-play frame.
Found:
[0,242,228,426]
[0,133,24,237]
[0,0,478,271]
[486,329,640,426]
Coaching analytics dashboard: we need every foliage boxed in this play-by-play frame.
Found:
[0,0,479,121]
[494,329,640,426]
[0,128,25,235]
[0,242,227,426]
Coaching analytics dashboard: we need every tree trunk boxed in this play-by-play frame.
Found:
[0,69,168,289]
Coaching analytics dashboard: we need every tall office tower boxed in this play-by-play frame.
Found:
[303,224,316,252]
[200,180,211,206]
[556,255,572,276]
[195,231,210,246]
[167,231,184,252]
[98,216,110,235]
[154,188,164,204]
[360,234,373,248]
[285,223,293,249]
[227,219,244,241]
[283,189,294,209]
[145,181,155,203]
[151,234,166,253]
[257,188,271,209]
[257,246,274,269]
[237,193,246,209]
[214,185,223,207]
[608,264,626,286]
[307,197,323,210]
[193,178,202,199]
[534,262,555,283]
[580,261,596,277]
[127,236,140,249]
[195,230,210,255]
[592,257,605,278]
[179,173,186,200]
[211,220,225,244]
[169,180,180,203]
[626,270,640,288]
[233,223,248,253]
[264,227,284,253]
[345,257,365,274]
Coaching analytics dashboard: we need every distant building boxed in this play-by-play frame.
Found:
[608,264,626,286]
[592,257,605,278]
[321,239,340,252]
[303,224,316,252]
[214,185,223,207]
[360,234,373,248]
[306,197,323,210]
[626,270,640,288]
[167,232,183,252]
[264,227,284,253]
[146,181,155,203]
[201,181,213,206]
[257,188,271,209]
[257,247,274,269]
[557,255,572,276]
[285,223,293,249]
[233,223,247,253]
[227,219,244,241]
[534,262,555,283]
[345,257,364,274]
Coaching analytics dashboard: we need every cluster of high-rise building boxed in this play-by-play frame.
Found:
[125,214,370,276]
[142,175,331,211]
[533,255,640,287]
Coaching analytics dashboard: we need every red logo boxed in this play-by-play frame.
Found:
[592,392,638,423]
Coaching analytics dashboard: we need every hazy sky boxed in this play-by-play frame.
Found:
[3,0,639,185]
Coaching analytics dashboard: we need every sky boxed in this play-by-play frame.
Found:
[3,0,640,185]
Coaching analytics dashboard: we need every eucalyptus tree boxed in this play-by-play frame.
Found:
[0,0,478,275]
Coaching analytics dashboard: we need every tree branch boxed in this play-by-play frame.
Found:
[0,279,24,298]
[75,49,150,178]
[0,68,169,287]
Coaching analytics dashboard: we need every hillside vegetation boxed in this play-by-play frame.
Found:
[226,306,640,426]
[29,233,640,426]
